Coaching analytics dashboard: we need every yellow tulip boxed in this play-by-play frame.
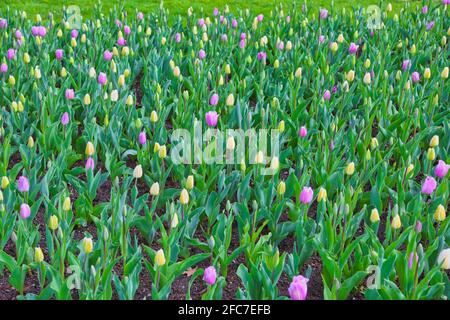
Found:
[434,205,446,222]
[82,237,93,254]
[430,135,439,147]
[155,249,166,266]
[171,214,179,228]
[1,176,9,189]
[150,182,160,196]
[63,197,71,211]
[186,175,194,190]
[85,141,95,156]
[180,188,189,205]
[391,215,402,229]
[277,181,286,196]
[158,145,167,159]
[150,110,158,123]
[49,215,59,231]
[345,162,355,175]
[370,208,380,223]
[34,247,44,263]
[427,148,435,161]
[317,187,327,202]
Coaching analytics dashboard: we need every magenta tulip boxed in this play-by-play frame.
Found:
[210,94,219,106]
[17,176,30,193]
[61,112,69,126]
[20,203,31,219]
[139,131,147,145]
[299,187,313,204]
[288,275,308,300]
[435,160,450,178]
[205,111,219,127]
[421,176,437,195]
[203,266,217,285]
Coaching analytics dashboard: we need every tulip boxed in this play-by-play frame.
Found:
[84,94,91,105]
[180,188,189,205]
[205,111,219,127]
[155,249,166,266]
[171,214,179,228]
[20,203,31,219]
[323,90,331,100]
[411,72,420,83]
[363,72,371,85]
[434,204,446,222]
[442,67,449,79]
[85,157,95,170]
[226,136,235,150]
[61,112,69,126]
[226,94,234,107]
[98,72,107,86]
[210,93,219,106]
[173,66,180,77]
[17,176,30,192]
[1,176,10,189]
[435,160,450,178]
[421,176,437,195]
[424,68,431,79]
[408,252,418,270]
[85,141,95,156]
[203,266,217,285]
[349,42,358,54]
[427,148,435,161]
[55,49,63,60]
[345,70,355,82]
[415,220,422,233]
[370,208,380,223]
[319,8,328,19]
[429,135,439,147]
[0,63,7,73]
[199,49,206,60]
[158,145,167,158]
[288,275,308,300]
[150,110,158,123]
[150,182,160,196]
[317,187,327,202]
[391,215,402,229]
[49,215,59,231]
[27,137,34,148]
[186,175,194,190]
[254,151,264,164]
[133,165,143,179]
[139,131,147,145]
[299,187,313,204]
[345,162,355,175]
[65,89,75,100]
[437,249,450,269]
[402,60,410,71]
[62,197,71,211]
[82,237,93,254]
[35,247,44,263]
[298,126,307,138]
[277,181,286,196]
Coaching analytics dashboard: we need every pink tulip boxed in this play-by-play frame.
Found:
[232,19,238,28]
[422,6,428,13]
[199,49,206,60]
[61,112,69,126]
[320,9,328,19]
[323,90,331,100]
[415,220,422,233]
[17,176,30,192]
[210,94,219,106]
[198,18,205,27]
[203,266,217,285]
[71,29,78,39]
[65,89,75,100]
[124,25,131,35]
[139,131,147,145]
[98,72,107,86]
[318,35,325,43]
[0,63,7,73]
[257,51,267,61]
[288,275,308,300]
[411,72,420,83]
[85,157,95,170]
[7,48,15,60]
[205,111,219,127]
[175,33,181,43]
[213,8,219,16]
[103,50,113,61]
[421,176,437,195]
[137,12,144,20]
[402,60,411,71]
[408,252,418,270]
[117,37,126,46]
[257,14,264,22]
[349,43,358,54]
[31,26,39,36]
[299,126,307,138]
[435,160,450,178]
[15,30,22,39]
[0,19,7,29]
[56,49,64,60]
[38,26,46,37]
[299,187,313,204]
[20,203,31,219]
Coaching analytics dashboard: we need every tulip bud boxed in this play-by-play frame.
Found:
[317,187,327,202]
[180,188,189,204]
[150,110,158,123]
[441,67,449,79]
[27,136,35,148]
[34,247,44,263]
[391,215,402,229]
[133,165,143,179]
[430,135,439,147]
[295,67,302,78]
[277,181,286,196]
[434,204,446,222]
[406,164,414,176]
[158,145,167,159]
[427,148,435,161]
[82,237,93,254]
[150,182,160,196]
[85,141,95,156]
[370,208,380,223]
[186,175,194,190]
[155,249,166,266]
[63,196,71,211]
[171,213,179,228]
[345,162,355,175]
[1,176,9,189]
[49,215,59,231]
[424,68,431,79]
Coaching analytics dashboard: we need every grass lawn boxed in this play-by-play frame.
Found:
[0,0,426,20]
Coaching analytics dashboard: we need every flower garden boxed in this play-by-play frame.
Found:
[0,1,449,300]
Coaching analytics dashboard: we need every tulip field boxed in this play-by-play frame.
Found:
[0,1,449,301]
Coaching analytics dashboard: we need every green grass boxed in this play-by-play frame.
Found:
[0,0,425,21]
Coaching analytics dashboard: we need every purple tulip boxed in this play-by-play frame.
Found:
[7,48,15,60]
[240,33,246,40]
[443,0,450,5]
[175,33,181,43]
[239,40,246,49]
[38,26,46,37]
[257,51,267,61]
[422,6,428,13]
[220,15,225,24]
[117,37,126,46]
[55,49,64,60]
[124,25,131,35]
[199,49,206,60]
[232,19,238,28]
[65,89,75,100]
[323,90,331,100]
[415,220,422,233]
[299,187,313,204]
[17,176,30,193]
[61,112,69,126]
[205,111,219,127]
[139,131,147,145]
[349,42,358,54]
[203,266,217,285]
[137,12,144,20]
[98,72,107,86]
[103,50,113,61]
[408,252,418,270]
[288,275,308,300]
[402,60,411,71]
[31,26,39,36]
[15,30,22,39]
[210,94,219,106]
[213,8,219,16]
[0,18,7,29]
[85,157,95,170]
[421,176,437,195]
[299,126,307,138]
[0,63,8,73]
[435,160,450,178]
[411,72,420,83]
[320,8,329,19]
[71,29,78,39]
[20,203,31,219]
[426,21,435,30]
